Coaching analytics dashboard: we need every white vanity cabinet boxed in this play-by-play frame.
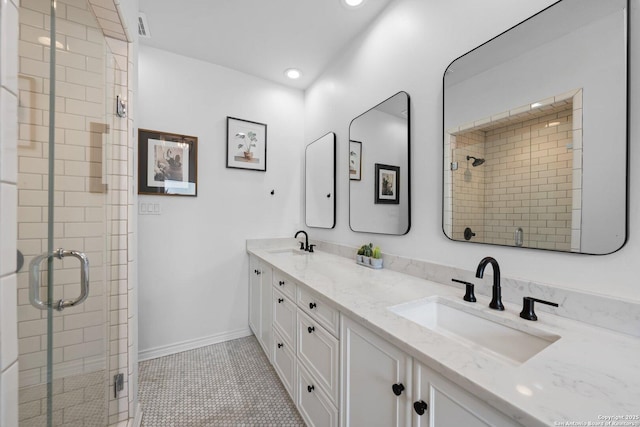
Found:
[341,315,413,427]
[248,254,273,359]
[271,268,340,427]
[250,252,524,427]
[413,362,521,427]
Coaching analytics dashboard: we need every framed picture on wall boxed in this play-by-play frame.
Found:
[349,140,362,180]
[375,163,399,204]
[138,129,198,196]
[226,117,267,171]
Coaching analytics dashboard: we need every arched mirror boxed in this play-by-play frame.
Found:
[443,0,628,254]
[349,91,411,235]
[305,132,336,228]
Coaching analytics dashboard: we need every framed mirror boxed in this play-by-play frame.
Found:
[443,0,628,254]
[350,91,411,235]
[305,132,336,228]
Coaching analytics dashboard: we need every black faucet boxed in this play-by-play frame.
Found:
[295,230,309,251]
[475,257,504,311]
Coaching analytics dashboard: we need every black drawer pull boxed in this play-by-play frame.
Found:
[278,298,284,303]
[307,385,314,393]
[392,383,405,396]
[277,343,283,348]
[279,280,285,286]
[307,326,315,334]
[309,302,317,309]
[414,400,428,415]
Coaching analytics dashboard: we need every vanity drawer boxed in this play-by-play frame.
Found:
[297,287,340,337]
[297,310,340,405]
[272,329,296,401]
[297,363,338,427]
[273,270,297,300]
[273,288,296,348]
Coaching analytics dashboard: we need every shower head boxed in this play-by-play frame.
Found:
[466,156,485,167]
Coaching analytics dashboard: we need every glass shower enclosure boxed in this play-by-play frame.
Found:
[16,0,132,425]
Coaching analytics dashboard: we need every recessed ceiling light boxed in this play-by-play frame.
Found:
[284,68,302,80]
[343,0,365,8]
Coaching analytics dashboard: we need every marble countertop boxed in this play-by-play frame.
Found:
[248,241,640,427]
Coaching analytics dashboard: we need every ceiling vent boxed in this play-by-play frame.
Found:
[138,12,151,38]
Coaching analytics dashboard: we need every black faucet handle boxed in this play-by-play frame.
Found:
[309,244,316,253]
[299,241,305,250]
[520,297,558,321]
[451,279,476,302]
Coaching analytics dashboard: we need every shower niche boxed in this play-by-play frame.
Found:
[443,0,628,255]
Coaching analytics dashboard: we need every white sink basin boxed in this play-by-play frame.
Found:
[388,297,560,365]
[268,248,309,256]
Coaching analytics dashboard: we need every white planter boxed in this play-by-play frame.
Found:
[356,255,364,263]
[370,258,383,268]
[363,256,371,265]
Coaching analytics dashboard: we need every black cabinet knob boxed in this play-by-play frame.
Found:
[277,343,283,348]
[279,280,285,286]
[278,298,284,303]
[307,385,314,393]
[413,400,428,415]
[256,270,261,275]
[392,383,405,396]
[307,326,315,334]
[309,302,317,309]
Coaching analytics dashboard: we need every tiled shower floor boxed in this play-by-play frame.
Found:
[138,336,304,426]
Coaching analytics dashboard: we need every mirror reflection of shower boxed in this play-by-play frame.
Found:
[466,155,485,167]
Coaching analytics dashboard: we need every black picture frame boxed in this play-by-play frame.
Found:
[226,116,267,171]
[375,163,400,204]
[349,140,362,181]
[138,129,198,196]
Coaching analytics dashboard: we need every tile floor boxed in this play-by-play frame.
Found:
[138,336,304,426]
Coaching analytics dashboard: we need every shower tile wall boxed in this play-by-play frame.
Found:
[484,107,574,250]
[451,131,485,242]
[452,103,575,251]
[16,0,133,424]
[1,0,20,425]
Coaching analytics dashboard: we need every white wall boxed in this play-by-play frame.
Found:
[137,46,304,356]
[304,0,640,301]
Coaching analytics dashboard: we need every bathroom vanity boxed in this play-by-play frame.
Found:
[247,239,640,427]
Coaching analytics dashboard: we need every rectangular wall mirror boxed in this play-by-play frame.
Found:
[305,132,336,228]
[443,0,628,255]
[350,91,411,235]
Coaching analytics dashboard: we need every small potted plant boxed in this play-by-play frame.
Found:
[371,246,383,268]
[362,243,373,265]
[356,245,366,263]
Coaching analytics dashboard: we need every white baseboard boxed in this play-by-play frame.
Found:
[138,328,253,362]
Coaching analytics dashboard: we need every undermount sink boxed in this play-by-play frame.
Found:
[268,248,309,256]
[388,297,560,365]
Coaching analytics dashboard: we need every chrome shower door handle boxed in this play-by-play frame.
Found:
[29,249,90,311]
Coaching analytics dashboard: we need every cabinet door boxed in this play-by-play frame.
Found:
[273,288,296,348]
[297,311,340,405]
[413,361,521,427]
[298,363,339,427]
[259,266,273,358]
[273,328,296,401]
[341,316,412,427]
[249,255,261,338]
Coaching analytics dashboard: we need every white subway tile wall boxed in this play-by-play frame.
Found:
[449,92,583,252]
[15,0,133,425]
[1,0,21,424]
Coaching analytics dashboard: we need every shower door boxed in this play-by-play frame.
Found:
[16,0,127,425]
